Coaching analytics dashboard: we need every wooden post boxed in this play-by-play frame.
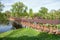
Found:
[56,25,58,34]
[49,27,53,34]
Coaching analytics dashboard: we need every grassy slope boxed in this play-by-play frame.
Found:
[0,28,60,40]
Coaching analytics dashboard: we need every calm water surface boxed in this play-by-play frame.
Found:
[0,23,13,33]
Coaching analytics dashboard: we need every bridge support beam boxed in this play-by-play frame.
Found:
[12,22,23,29]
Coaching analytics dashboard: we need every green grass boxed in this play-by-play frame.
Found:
[0,28,60,40]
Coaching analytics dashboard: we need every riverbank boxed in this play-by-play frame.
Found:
[0,28,60,40]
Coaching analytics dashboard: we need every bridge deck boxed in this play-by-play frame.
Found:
[9,17,60,34]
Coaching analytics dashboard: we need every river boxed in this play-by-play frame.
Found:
[0,23,13,33]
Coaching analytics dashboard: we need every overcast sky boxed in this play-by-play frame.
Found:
[1,0,60,12]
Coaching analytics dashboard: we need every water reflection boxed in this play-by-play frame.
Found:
[0,24,12,33]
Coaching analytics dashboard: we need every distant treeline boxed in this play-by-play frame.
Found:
[0,2,60,24]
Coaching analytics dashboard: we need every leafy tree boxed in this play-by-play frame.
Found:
[37,7,48,19]
[56,9,60,19]
[23,6,28,16]
[0,2,4,13]
[29,9,34,18]
[0,2,7,24]
[0,13,8,24]
[11,2,27,17]
[5,11,11,16]
[39,7,48,14]
[49,10,58,20]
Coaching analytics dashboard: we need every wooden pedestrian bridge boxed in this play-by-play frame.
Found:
[8,17,60,34]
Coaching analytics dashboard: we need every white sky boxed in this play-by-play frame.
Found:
[1,0,60,12]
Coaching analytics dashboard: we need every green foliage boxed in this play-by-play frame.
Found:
[39,7,48,14]
[29,9,34,18]
[0,28,60,40]
[56,24,60,29]
[0,13,8,24]
[0,2,8,24]
[11,2,28,17]
[6,2,60,20]
[33,7,60,20]
[0,2,4,13]
[0,2,60,24]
